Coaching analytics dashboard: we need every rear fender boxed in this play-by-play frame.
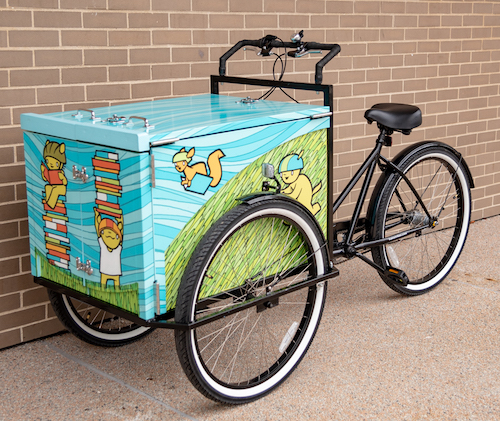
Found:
[366,141,474,237]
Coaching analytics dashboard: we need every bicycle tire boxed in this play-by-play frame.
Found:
[371,145,471,295]
[174,199,328,404]
[48,289,152,347]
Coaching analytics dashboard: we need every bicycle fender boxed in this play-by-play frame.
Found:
[366,141,475,235]
[390,141,474,188]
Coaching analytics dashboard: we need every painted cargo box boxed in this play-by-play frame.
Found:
[21,94,330,321]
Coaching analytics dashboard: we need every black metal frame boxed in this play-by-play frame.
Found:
[210,75,335,258]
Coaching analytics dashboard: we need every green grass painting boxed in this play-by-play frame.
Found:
[164,129,327,311]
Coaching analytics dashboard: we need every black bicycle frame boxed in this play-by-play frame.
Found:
[211,75,336,258]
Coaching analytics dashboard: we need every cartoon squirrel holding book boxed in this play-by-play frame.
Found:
[172,147,225,189]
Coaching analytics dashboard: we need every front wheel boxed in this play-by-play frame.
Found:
[48,290,152,347]
[174,199,329,404]
[372,145,472,295]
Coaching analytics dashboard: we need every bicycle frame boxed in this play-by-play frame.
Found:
[210,75,442,288]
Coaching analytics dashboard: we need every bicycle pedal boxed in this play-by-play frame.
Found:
[384,267,409,286]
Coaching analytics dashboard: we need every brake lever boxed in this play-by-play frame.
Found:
[243,46,275,57]
[287,50,322,58]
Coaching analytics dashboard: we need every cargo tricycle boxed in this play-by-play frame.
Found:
[22,33,473,404]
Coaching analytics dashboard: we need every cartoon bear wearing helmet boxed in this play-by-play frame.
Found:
[279,151,322,216]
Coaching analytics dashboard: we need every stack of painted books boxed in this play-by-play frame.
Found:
[92,151,122,220]
[43,196,70,270]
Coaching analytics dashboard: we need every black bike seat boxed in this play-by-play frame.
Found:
[364,103,422,131]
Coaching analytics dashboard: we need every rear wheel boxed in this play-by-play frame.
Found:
[372,146,471,295]
[175,200,329,404]
[48,290,152,347]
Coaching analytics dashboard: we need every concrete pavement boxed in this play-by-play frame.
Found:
[1,215,499,420]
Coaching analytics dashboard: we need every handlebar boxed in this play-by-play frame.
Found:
[219,36,341,85]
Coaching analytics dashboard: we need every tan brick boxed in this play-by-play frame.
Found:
[0,273,35,295]
[0,305,46,331]
[193,0,228,12]
[11,69,60,87]
[153,30,191,46]
[62,30,108,46]
[379,80,402,94]
[0,10,32,27]
[62,67,107,84]
[109,30,151,46]
[22,317,64,342]
[34,11,82,28]
[22,287,48,307]
[0,291,21,312]
[326,1,353,13]
[0,89,35,107]
[132,81,171,99]
[110,66,151,82]
[9,0,58,6]
[312,14,339,29]
[353,82,378,96]
[35,50,82,67]
[14,105,61,125]
[83,12,127,28]
[264,0,295,12]
[0,329,21,349]
[0,51,33,68]
[368,42,392,55]
[109,0,150,9]
[354,29,379,42]
[0,237,29,260]
[0,146,14,164]
[193,30,229,45]
[129,13,170,28]
[152,0,191,11]
[297,0,324,13]
[172,79,209,96]
[60,0,106,8]
[368,15,392,28]
[84,49,128,65]
[0,109,10,126]
[245,14,277,29]
[87,84,131,101]
[129,48,170,64]
[394,42,416,54]
[9,30,59,48]
[230,0,263,12]
[37,86,85,105]
[340,15,367,28]
[380,29,404,41]
[170,13,209,29]
[394,15,417,28]
[152,64,190,80]
[172,47,209,63]
[209,14,244,29]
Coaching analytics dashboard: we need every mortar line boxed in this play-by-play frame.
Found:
[47,343,199,421]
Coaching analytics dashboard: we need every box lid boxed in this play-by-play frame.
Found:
[21,94,329,152]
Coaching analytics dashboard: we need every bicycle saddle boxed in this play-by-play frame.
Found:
[364,103,422,132]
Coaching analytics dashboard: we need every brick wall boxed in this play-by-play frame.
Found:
[1,1,499,349]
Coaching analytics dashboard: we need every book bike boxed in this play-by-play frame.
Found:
[22,32,473,404]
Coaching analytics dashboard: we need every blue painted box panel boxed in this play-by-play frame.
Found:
[22,94,330,320]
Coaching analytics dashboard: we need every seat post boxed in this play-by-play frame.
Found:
[376,124,393,147]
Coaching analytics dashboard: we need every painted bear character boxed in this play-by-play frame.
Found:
[279,151,322,216]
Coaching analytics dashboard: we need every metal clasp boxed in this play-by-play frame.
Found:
[76,257,93,275]
[72,165,89,183]
[126,116,154,129]
[72,108,101,122]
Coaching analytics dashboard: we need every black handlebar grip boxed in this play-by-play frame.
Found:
[219,39,260,76]
[314,44,341,84]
